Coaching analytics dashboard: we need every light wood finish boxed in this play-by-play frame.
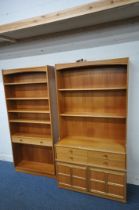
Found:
[55,58,128,202]
[56,162,126,202]
[12,134,52,147]
[0,1,138,46]
[3,66,57,176]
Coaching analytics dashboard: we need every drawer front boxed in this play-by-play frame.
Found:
[56,147,87,163]
[88,156,125,170]
[88,151,125,161]
[12,136,48,146]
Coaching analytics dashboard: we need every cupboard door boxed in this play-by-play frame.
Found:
[107,172,126,199]
[89,168,106,194]
[57,163,71,187]
[58,174,71,187]
[72,165,87,191]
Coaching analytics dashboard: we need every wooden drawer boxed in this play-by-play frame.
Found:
[88,155,125,170]
[56,147,87,163]
[12,136,50,146]
[88,151,125,161]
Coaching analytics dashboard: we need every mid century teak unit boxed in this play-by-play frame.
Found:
[55,58,128,202]
[3,66,58,176]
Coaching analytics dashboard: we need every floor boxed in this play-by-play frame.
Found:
[0,161,139,210]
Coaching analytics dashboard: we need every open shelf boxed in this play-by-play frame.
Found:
[57,137,125,155]
[12,134,52,146]
[4,80,47,85]
[10,119,51,124]
[16,160,54,175]
[0,1,138,46]
[3,66,56,177]
[58,87,127,91]
[60,112,126,119]
[6,97,49,100]
[8,110,50,114]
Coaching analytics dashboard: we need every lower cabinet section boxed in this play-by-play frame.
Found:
[56,162,126,202]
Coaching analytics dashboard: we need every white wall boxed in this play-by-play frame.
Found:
[0,0,139,185]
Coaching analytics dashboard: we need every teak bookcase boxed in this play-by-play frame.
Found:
[55,58,128,202]
[3,66,57,176]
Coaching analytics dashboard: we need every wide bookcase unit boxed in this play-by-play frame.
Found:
[55,58,128,202]
[3,66,57,177]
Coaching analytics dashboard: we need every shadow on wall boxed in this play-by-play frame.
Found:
[0,18,139,60]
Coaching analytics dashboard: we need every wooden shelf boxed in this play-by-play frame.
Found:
[8,109,50,114]
[4,81,47,85]
[10,119,51,124]
[58,87,127,91]
[3,66,57,177]
[12,134,52,147]
[0,1,138,45]
[60,112,126,119]
[6,97,49,100]
[16,160,55,175]
[57,137,125,154]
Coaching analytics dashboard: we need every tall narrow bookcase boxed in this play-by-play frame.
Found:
[55,58,128,202]
[3,66,58,176]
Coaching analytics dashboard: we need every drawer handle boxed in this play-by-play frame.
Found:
[70,150,73,153]
[103,154,108,158]
[40,141,43,144]
[70,157,73,160]
[19,139,23,142]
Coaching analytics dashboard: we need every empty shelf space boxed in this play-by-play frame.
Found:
[10,119,51,124]
[57,137,125,154]
[16,160,55,175]
[4,80,47,85]
[8,109,50,114]
[6,97,49,100]
[60,112,126,119]
[58,87,127,91]
[12,134,52,146]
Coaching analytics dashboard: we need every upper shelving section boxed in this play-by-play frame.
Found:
[0,0,139,46]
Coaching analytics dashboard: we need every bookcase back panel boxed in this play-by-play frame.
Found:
[57,66,127,89]
[5,83,48,98]
[59,91,126,115]
[60,117,126,143]
[10,123,51,137]
[7,100,49,111]
[4,72,47,83]
[21,145,53,163]
[9,113,50,121]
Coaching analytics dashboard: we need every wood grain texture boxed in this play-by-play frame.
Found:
[55,58,128,202]
[3,66,57,176]
[0,1,137,34]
